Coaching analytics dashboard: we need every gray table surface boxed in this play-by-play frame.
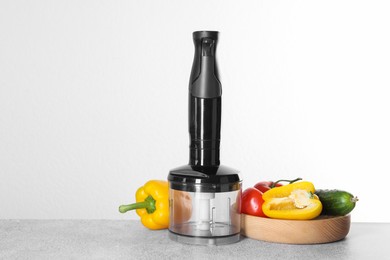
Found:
[1,220,389,260]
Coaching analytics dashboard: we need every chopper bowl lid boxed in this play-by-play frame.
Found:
[168,164,241,192]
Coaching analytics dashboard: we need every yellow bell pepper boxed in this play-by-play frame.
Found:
[262,181,322,220]
[119,180,169,230]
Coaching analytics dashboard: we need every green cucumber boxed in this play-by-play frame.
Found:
[315,189,358,216]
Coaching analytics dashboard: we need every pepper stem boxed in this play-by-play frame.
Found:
[119,195,156,214]
[272,177,302,188]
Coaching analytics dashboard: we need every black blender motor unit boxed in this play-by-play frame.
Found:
[168,31,242,245]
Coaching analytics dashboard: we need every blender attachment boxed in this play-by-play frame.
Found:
[168,31,242,245]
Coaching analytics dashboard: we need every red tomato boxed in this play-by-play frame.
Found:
[240,187,267,217]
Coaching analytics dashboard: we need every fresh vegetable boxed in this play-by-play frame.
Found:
[315,189,358,216]
[119,180,170,230]
[241,187,267,217]
[253,181,282,193]
[262,181,322,220]
[254,177,302,193]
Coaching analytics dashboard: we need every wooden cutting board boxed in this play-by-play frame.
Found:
[241,214,351,244]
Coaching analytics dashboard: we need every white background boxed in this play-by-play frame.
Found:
[1,0,389,222]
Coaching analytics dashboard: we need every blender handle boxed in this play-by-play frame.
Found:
[190,36,221,99]
[188,31,222,167]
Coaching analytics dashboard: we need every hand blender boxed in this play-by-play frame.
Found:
[168,31,242,245]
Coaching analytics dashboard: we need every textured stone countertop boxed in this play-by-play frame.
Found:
[1,220,389,259]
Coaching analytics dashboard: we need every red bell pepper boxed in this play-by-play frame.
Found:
[254,178,302,193]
